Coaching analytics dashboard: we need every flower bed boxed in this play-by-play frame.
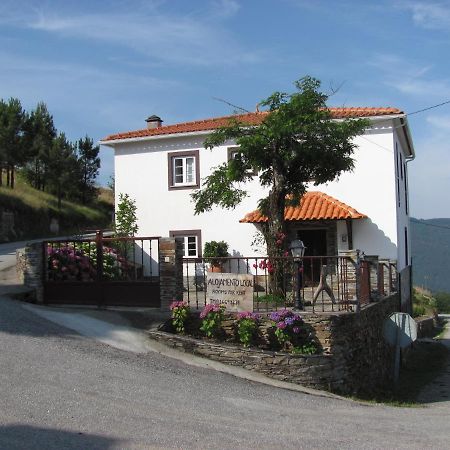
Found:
[165,302,320,355]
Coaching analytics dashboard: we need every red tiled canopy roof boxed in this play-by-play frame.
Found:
[240,191,367,223]
[102,107,403,142]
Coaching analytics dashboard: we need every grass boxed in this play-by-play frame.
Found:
[0,174,113,240]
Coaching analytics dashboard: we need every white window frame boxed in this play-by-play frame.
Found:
[168,150,200,190]
[173,156,196,186]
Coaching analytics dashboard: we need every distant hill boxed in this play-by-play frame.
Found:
[411,218,450,294]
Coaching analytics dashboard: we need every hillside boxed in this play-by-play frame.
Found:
[411,218,450,293]
[0,175,113,241]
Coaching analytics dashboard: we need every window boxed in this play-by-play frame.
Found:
[169,230,202,258]
[227,147,257,176]
[168,150,200,190]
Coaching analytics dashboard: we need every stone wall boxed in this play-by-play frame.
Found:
[151,294,399,395]
[148,330,343,391]
[16,242,43,302]
[159,237,184,311]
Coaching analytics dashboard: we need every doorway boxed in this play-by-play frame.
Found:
[296,229,327,285]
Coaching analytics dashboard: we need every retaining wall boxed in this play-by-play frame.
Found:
[150,294,399,394]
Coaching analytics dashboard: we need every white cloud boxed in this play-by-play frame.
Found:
[398,1,450,30]
[368,53,450,99]
[0,1,259,67]
[210,0,241,18]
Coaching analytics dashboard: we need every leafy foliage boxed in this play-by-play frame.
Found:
[170,301,190,334]
[203,240,229,266]
[0,98,101,209]
[270,310,304,349]
[199,304,225,338]
[235,311,259,347]
[192,76,368,260]
[115,193,138,237]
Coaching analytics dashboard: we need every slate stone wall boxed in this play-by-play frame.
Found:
[159,237,184,311]
[16,242,43,303]
[150,294,399,394]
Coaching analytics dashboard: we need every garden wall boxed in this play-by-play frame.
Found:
[149,294,399,395]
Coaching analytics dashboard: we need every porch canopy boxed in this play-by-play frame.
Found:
[239,191,367,223]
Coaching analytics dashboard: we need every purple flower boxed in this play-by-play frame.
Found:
[269,312,280,322]
[285,316,295,326]
[293,326,300,334]
[237,311,259,321]
[276,321,287,330]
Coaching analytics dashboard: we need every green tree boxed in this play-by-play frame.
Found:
[76,135,100,204]
[192,76,368,260]
[0,98,26,188]
[115,193,138,237]
[23,102,56,190]
[47,132,78,209]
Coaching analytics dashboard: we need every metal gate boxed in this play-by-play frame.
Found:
[43,233,160,307]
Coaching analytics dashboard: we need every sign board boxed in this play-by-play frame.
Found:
[383,312,417,383]
[207,273,254,312]
[383,312,417,348]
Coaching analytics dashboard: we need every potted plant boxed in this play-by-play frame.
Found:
[203,240,229,272]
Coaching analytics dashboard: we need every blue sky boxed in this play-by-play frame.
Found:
[1,0,449,219]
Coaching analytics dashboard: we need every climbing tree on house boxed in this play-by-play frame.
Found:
[192,76,368,262]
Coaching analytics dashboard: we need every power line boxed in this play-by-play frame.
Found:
[407,99,450,117]
[212,97,251,113]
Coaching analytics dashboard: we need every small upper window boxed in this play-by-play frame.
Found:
[227,147,257,176]
[168,150,200,190]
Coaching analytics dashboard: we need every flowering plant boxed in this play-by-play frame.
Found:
[200,304,225,338]
[47,243,131,281]
[235,311,260,347]
[269,310,303,348]
[170,301,190,334]
[47,245,96,281]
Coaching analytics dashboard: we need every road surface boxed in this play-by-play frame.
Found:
[0,295,449,449]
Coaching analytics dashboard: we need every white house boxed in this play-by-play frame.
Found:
[100,107,415,273]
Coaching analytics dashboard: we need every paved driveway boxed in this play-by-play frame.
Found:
[0,295,449,450]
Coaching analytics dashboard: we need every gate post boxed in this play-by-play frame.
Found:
[159,237,184,311]
[16,242,44,303]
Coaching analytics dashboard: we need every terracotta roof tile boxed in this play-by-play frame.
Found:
[239,191,367,223]
[101,107,403,142]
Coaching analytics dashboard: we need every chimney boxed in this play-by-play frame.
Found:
[146,115,163,129]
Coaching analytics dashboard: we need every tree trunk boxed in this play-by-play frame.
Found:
[6,167,10,188]
[0,166,2,186]
[10,166,14,189]
[264,166,288,298]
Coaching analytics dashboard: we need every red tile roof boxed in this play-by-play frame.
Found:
[101,107,403,142]
[240,191,367,223]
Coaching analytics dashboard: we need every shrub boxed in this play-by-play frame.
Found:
[203,241,229,267]
[269,310,304,349]
[235,311,260,347]
[200,304,225,337]
[47,243,131,281]
[170,301,190,334]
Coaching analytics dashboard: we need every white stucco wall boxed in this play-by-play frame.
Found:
[114,134,267,258]
[109,118,412,265]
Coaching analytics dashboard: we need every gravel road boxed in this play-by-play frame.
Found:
[1,294,449,450]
